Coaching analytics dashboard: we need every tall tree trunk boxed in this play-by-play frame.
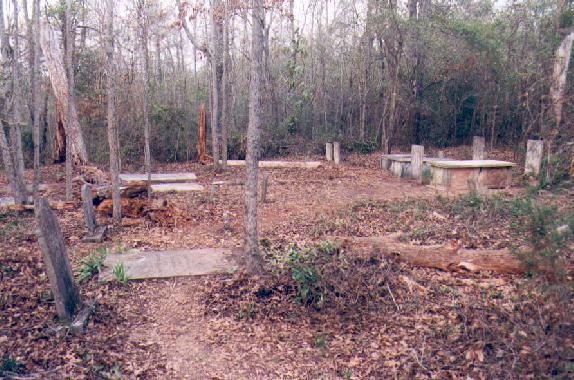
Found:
[32,0,41,199]
[105,0,121,224]
[210,0,223,169]
[244,0,265,274]
[40,20,88,164]
[10,0,27,200]
[65,0,74,200]
[0,0,26,205]
[221,0,230,168]
[138,0,152,197]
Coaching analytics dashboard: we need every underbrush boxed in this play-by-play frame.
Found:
[203,192,573,378]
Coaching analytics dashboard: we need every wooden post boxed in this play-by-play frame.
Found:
[525,139,543,176]
[472,136,485,160]
[333,142,341,164]
[411,145,424,183]
[35,197,81,321]
[260,172,269,203]
[325,142,333,161]
[81,184,96,235]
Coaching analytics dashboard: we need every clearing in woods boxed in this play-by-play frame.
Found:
[1,149,572,379]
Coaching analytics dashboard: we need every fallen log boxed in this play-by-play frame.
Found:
[345,237,524,274]
[4,201,75,212]
[92,181,148,206]
[96,198,149,218]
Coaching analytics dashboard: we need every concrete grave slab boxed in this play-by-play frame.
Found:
[119,172,197,183]
[100,248,239,281]
[221,160,322,169]
[429,160,515,194]
[0,197,15,207]
[150,183,205,193]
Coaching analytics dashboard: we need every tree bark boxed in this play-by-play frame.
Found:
[10,0,26,184]
[0,0,26,205]
[244,0,265,274]
[210,0,224,169]
[138,0,152,198]
[32,0,41,200]
[65,0,74,200]
[221,0,231,168]
[105,0,121,224]
[40,20,88,164]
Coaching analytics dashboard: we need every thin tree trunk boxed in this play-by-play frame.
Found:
[65,0,74,200]
[244,0,265,274]
[221,0,230,168]
[32,0,41,199]
[138,0,152,198]
[11,0,27,200]
[105,0,121,224]
[210,0,223,169]
[0,0,26,204]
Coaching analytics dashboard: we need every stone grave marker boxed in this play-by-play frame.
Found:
[333,142,341,164]
[472,136,485,160]
[325,142,333,161]
[525,139,543,176]
[36,197,81,321]
[411,145,424,183]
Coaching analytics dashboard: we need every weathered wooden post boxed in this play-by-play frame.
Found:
[325,142,333,161]
[81,184,96,235]
[333,142,341,165]
[525,139,543,176]
[260,172,269,203]
[35,197,81,321]
[411,145,424,183]
[472,136,485,160]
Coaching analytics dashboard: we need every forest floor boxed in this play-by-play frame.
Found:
[1,147,573,379]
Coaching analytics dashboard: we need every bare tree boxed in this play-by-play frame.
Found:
[138,0,152,197]
[244,0,265,274]
[65,0,74,200]
[105,0,121,224]
[221,0,231,168]
[0,0,27,205]
[32,0,41,198]
[40,20,88,164]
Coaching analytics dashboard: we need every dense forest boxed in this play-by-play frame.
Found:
[0,0,573,168]
[0,1,573,379]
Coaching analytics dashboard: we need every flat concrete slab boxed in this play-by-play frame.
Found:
[151,183,205,193]
[222,160,322,169]
[429,160,515,169]
[119,172,197,183]
[0,197,15,207]
[99,248,238,281]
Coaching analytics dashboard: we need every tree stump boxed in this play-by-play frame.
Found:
[411,145,424,183]
[472,136,485,160]
[525,139,543,176]
[325,142,333,161]
[333,142,341,164]
[35,197,81,321]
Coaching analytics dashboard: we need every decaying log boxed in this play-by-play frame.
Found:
[5,201,75,212]
[96,198,149,218]
[346,236,524,274]
[92,181,148,206]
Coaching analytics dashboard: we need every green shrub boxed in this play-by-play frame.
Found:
[76,248,107,283]
[286,246,324,308]
[0,354,24,375]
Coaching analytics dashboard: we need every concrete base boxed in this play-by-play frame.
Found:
[119,173,197,183]
[151,183,205,193]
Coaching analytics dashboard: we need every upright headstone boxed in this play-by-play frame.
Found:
[411,145,424,183]
[325,142,333,161]
[472,136,485,160]
[438,150,445,159]
[81,184,96,235]
[525,139,543,176]
[333,142,341,165]
[36,197,81,321]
